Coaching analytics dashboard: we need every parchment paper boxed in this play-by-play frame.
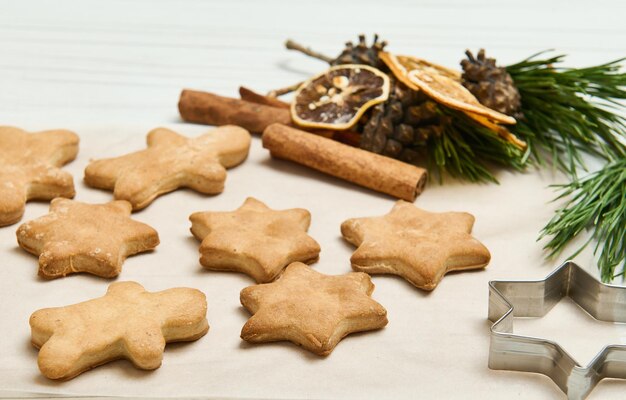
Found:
[0,124,623,399]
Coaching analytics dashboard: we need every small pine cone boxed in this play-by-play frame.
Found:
[461,49,523,119]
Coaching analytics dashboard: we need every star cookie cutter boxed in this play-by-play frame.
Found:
[488,261,626,400]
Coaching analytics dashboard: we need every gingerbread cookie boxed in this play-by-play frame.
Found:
[0,126,79,226]
[30,281,208,380]
[17,198,159,279]
[240,262,387,355]
[84,126,251,210]
[341,200,491,290]
[190,197,320,282]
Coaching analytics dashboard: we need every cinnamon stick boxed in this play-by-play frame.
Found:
[262,123,427,201]
[178,89,291,133]
[239,86,290,109]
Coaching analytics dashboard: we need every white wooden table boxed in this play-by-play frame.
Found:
[0,1,625,399]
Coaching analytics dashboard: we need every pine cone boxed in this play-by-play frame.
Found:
[328,35,449,164]
[461,49,522,119]
[331,34,387,69]
[360,79,446,164]
[324,35,449,165]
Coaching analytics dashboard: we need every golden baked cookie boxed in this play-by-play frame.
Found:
[84,126,251,210]
[0,126,79,227]
[190,197,321,283]
[16,198,159,279]
[30,281,209,380]
[240,262,387,356]
[341,200,491,290]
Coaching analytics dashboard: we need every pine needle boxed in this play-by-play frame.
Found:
[507,53,626,176]
[539,158,626,281]
[423,108,526,183]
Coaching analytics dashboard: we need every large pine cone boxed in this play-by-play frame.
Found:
[461,49,522,119]
[331,35,449,164]
[331,34,387,70]
[360,79,446,164]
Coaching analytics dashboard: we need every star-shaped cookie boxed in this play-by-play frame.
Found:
[16,198,159,279]
[0,126,79,226]
[84,126,251,210]
[190,197,321,282]
[30,281,209,380]
[341,200,491,290]
[240,262,388,356]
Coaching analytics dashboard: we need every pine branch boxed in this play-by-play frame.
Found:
[539,158,626,281]
[424,109,526,183]
[507,53,626,175]
[508,53,626,281]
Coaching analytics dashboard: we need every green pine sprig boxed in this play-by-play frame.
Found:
[507,53,626,175]
[539,158,626,281]
[424,109,526,183]
[507,52,626,281]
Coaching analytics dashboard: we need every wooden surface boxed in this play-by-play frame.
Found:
[0,1,625,399]
[1,0,624,126]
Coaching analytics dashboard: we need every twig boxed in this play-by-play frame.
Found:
[269,38,335,97]
[285,39,333,63]
[267,81,304,98]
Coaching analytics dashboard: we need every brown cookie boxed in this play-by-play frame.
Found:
[84,126,251,210]
[341,200,491,290]
[30,281,209,380]
[0,126,79,226]
[190,197,321,283]
[16,198,159,279]
[240,262,387,356]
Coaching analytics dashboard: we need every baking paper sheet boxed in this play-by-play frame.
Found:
[0,124,624,399]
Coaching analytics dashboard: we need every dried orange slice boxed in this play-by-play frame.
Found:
[407,67,516,125]
[291,64,390,130]
[380,51,516,125]
[381,52,523,146]
[380,52,461,91]
[465,113,527,149]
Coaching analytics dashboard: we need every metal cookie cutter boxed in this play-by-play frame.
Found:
[488,261,626,399]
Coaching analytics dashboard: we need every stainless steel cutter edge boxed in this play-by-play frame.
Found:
[488,261,626,400]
